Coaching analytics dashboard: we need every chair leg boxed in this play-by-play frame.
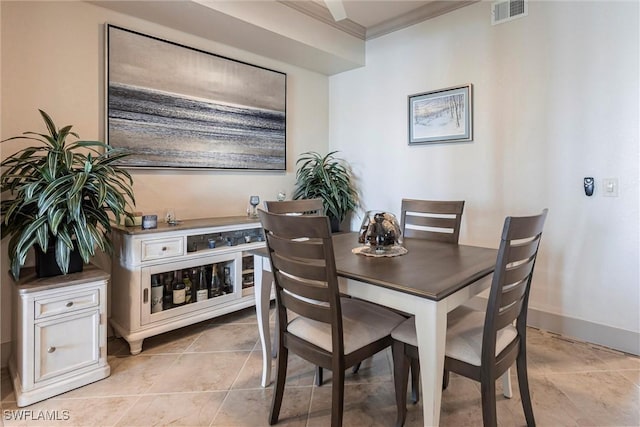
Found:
[480,376,497,427]
[410,357,420,403]
[331,363,345,427]
[392,341,410,427]
[502,368,513,398]
[352,361,362,374]
[272,306,279,359]
[516,352,536,426]
[442,369,450,390]
[269,347,288,425]
[316,366,324,386]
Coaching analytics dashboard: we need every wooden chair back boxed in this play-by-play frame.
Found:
[400,199,465,243]
[258,209,344,359]
[263,198,323,216]
[483,209,548,372]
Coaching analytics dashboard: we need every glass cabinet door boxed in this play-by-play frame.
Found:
[140,252,241,325]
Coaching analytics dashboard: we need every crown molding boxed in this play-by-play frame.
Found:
[366,0,479,40]
[280,0,479,41]
[278,1,366,40]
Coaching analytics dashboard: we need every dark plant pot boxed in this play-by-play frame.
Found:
[35,244,84,278]
[330,217,341,233]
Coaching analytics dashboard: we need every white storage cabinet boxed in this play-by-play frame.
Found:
[9,265,110,407]
[110,216,265,355]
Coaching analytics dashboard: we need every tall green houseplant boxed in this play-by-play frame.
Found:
[292,151,358,231]
[1,110,136,279]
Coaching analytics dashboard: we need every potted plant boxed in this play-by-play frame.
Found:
[292,151,359,232]
[1,110,135,279]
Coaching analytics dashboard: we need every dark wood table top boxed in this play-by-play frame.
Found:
[251,232,498,301]
[332,232,498,301]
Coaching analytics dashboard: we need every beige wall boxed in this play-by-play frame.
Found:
[329,1,639,353]
[0,1,329,356]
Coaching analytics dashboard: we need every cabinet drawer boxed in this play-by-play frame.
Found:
[35,289,100,320]
[141,238,184,261]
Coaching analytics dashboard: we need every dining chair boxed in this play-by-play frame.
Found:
[399,199,465,403]
[351,199,467,399]
[264,198,324,216]
[401,198,465,243]
[391,209,548,427]
[259,210,405,427]
[263,198,326,385]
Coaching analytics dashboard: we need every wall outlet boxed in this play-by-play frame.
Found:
[602,178,619,197]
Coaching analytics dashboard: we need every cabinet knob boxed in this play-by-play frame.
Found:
[162,246,167,251]
[47,346,56,353]
[66,301,74,308]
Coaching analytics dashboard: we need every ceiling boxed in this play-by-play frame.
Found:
[280,0,478,39]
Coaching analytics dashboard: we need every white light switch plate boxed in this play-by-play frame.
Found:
[603,178,619,197]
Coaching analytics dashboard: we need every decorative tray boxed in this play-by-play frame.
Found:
[352,245,408,258]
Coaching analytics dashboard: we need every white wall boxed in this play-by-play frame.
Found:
[329,1,639,354]
[0,1,329,359]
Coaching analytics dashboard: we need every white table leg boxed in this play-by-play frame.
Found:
[414,301,447,427]
[254,255,273,387]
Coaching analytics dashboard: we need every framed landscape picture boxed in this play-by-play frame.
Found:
[408,84,472,145]
[105,25,286,170]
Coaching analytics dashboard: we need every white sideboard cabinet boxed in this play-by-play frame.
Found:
[9,265,110,407]
[110,216,265,355]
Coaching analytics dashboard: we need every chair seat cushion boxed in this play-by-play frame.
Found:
[391,306,518,366]
[287,298,405,355]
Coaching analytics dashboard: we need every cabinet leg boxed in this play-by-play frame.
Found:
[128,339,143,355]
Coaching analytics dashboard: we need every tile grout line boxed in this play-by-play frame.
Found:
[110,394,144,427]
[207,337,262,426]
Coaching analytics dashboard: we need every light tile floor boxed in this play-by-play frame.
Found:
[1,305,638,426]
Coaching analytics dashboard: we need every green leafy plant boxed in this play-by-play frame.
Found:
[292,151,358,229]
[1,109,135,279]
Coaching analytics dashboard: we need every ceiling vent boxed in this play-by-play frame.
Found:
[491,0,528,25]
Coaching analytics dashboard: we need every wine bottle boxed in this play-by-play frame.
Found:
[151,274,164,313]
[210,263,222,297]
[223,266,233,294]
[196,266,209,302]
[172,275,186,306]
[183,270,193,304]
[162,272,173,310]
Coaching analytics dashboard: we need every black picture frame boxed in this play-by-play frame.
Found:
[105,25,287,170]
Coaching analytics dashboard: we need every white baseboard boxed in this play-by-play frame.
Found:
[526,306,640,356]
[467,296,640,356]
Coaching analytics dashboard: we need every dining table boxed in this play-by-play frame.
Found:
[252,231,498,426]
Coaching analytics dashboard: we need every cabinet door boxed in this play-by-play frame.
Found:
[34,310,100,383]
[140,252,241,326]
